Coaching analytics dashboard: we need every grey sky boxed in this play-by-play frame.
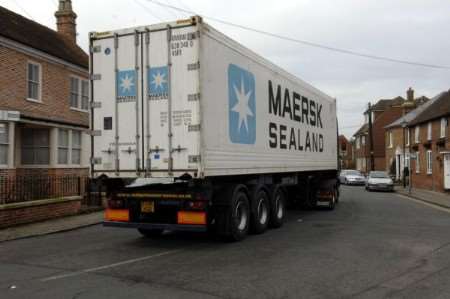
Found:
[2,0,449,138]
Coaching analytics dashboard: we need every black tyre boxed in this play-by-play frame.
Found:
[327,190,336,210]
[215,185,250,242]
[269,185,286,228]
[137,228,164,238]
[250,187,270,234]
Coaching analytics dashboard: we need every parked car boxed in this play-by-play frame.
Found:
[365,171,394,192]
[339,170,366,185]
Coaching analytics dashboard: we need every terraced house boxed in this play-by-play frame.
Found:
[0,1,90,225]
[407,91,450,193]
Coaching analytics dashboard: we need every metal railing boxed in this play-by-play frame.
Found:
[0,176,85,204]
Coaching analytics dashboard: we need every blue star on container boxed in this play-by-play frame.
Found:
[148,66,169,96]
[117,70,136,97]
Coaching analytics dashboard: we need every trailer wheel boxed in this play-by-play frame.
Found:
[215,184,250,242]
[269,185,286,228]
[250,187,270,234]
[327,190,336,210]
[137,228,164,238]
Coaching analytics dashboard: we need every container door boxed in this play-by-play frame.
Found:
[143,26,200,176]
[92,33,143,175]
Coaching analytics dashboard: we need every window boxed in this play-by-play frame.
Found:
[21,128,49,165]
[70,77,89,110]
[81,81,89,110]
[415,151,420,173]
[27,62,41,101]
[406,129,410,146]
[441,117,447,138]
[58,129,69,164]
[427,122,432,141]
[356,137,360,149]
[0,123,8,165]
[70,77,80,108]
[426,150,432,174]
[388,131,393,148]
[361,136,366,146]
[72,130,81,164]
[415,126,420,143]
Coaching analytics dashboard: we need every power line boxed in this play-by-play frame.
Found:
[144,0,450,70]
[134,0,164,22]
[10,0,34,20]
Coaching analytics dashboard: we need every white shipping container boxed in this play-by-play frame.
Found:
[90,17,337,179]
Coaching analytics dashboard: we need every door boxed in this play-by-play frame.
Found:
[444,154,450,189]
[92,33,143,175]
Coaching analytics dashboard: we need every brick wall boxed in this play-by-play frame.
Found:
[0,198,81,228]
[410,119,450,193]
[0,45,88,126]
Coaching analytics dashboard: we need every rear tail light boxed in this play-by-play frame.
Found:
[177,211,206,225]
[105,209,129,222]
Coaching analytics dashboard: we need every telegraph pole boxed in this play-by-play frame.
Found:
[368,102,375,171]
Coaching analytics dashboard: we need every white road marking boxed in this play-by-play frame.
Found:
[395,194,450,214]
[40,249,181,282]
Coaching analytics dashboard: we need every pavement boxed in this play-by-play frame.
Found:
[0,186,450,299]
[395,186,450,209]
[0,211,103,242]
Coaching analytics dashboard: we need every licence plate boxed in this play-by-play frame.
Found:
[141,201,154,213]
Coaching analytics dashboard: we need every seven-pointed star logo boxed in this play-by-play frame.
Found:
[232,77,254,132]
[151,71,167,90]
[120,73,134,93]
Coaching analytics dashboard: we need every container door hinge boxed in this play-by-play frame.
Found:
[90,45,102,53]
[90,130,102,136]
[90,74,101,80]
[90,157,102,165]
[90,102,102,109]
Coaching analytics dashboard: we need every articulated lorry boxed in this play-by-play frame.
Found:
[90,16,339,241]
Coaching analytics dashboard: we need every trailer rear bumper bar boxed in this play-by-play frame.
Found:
[103,221,207,232]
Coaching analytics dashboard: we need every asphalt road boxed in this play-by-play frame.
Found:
[1,186,450,299]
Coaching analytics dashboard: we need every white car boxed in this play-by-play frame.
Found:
[365,171,394,192]
[339,170,366,185]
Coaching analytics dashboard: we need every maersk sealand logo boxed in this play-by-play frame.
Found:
[228,64,256,144]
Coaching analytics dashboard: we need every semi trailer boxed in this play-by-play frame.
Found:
[90,16,339,241]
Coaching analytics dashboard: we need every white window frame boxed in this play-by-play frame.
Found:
[69,75,89,112]
[441,117,447,138]
[427,122,432,141]
[58,129,69,165]
[388,131,393,148]
[27,61,42,102]
[0,123,9,166]
[71,130,82,165]
[356,137,360,149]
[405,128,410,146]
[415,126,420,143]
[415,151,420,173]
[426,150,432,174]
[361,135,366,146]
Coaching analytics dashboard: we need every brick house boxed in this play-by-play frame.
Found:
[385,89,431,181]
[0,1,90,223]
[338,135,354,169]
[407,90,450,193]
[353,91,428,174]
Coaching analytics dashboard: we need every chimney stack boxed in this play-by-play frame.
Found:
[55,0,77,44]
[406,87,414,102]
